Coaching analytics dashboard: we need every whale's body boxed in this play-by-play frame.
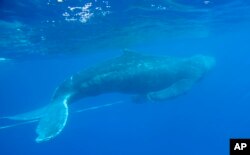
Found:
[3,51,215,142]
[53,52,214,102]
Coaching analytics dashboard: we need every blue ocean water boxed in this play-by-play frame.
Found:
[0,0,250,154]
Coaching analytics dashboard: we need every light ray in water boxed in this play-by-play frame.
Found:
[0,120,38,130]
[76,100,124,113]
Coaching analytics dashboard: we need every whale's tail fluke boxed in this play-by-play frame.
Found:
[1,99,69,143]
[35,102,69,143]
[0,99,123,142]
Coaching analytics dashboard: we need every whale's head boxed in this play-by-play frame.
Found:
[190,55,216,72]
[184,55,215,80]
[200,55,215,71]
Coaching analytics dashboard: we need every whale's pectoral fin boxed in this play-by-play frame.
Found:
[147,79,195,102]
[35,102,68,143]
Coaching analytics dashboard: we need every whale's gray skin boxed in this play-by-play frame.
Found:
[5,51,215,143]
[53,52,215,103]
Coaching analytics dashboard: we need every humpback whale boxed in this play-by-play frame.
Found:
[2,51,215,142]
